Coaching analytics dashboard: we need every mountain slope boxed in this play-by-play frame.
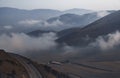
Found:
[57,10,120,46]
[57,27,81,38]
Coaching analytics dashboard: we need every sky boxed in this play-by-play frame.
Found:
[0,0,120,11]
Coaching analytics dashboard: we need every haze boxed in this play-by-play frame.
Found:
[0,0,120,10]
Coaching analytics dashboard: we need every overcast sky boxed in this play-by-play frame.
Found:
[0,0,120,11]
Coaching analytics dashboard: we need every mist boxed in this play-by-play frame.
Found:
[18,19,41,26]
[90,31,120,51]
[16,19,68,32]
[0,32,58,53]
[0,30,120,62]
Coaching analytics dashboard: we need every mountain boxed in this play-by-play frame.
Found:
[47,11,114,29]
[0,7,94,26]
[0,7,61,25]
[27,11,115,37]
[0,7,115,34]
[0,7,62,34]
[0,7,115,33]
[57,10,120,46]
[0,7,94,34]
[63,8,93,15]
[27,30,56,37]
[0,49,69,78]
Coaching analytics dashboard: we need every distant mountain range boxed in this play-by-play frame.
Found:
[0,7,61,34]
[0,7,93,26]
[0,7,117,36]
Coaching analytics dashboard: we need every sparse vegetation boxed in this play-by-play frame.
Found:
[5,59,18,65]
[0,50,29,78]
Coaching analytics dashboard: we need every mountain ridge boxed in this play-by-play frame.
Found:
[57,10,120,46]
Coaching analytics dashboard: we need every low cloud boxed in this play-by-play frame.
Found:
[58,31,120,59]
[3,25,13,30]
[18,19,63,27]
[1,30,120,62]
[43,19,63,27]
[0,32,58,53]
[18,19,41,26]
[90,31,120,50]
[17,19,64,31]
[97,11,110,17]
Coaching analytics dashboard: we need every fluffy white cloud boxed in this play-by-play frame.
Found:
[0,32,58,53]
[90,31,120,50]
[97,11,110,17]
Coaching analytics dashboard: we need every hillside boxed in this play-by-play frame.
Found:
[0,50,29,78]
[0,49,69,78]
[57,10,120,46]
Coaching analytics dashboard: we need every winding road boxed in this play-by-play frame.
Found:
[10,54,42,78]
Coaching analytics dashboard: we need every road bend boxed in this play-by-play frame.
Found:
[10,54,42,78]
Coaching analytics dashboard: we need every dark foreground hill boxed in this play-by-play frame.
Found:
[0,50,69,78]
